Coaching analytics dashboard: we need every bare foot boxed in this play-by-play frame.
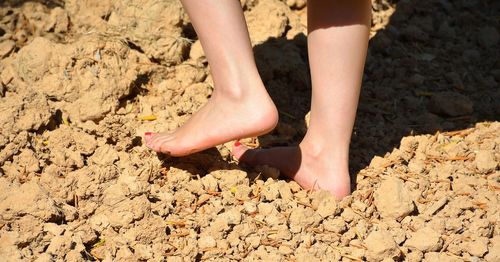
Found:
[144,87,278,157]
[232,141,351,199]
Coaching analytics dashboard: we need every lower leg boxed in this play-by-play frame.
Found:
[303,0,371,181]
[145,0,277,156]
[234,0,371,199]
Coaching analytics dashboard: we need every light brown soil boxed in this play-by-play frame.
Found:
[0,0,499,261]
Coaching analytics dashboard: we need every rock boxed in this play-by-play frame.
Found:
[323,218,347,233]
[220,208,242,225]
[423,197,449,216]
[289,207,314,233]
[478,26,499,48]
[0,40,15,58]
[46,235,71,255]
[374,178,414,220]
[211,170,248,190]
[485,237,500,262]
[285,0,306,9]
[315,193,338,218]
[65,250,86,261]
[17,149,40,173]
[243,201,257,214]
[277,181,293,200]
[365,230,400,261]
[424,252,462,262]
[0,180,64,222]
[88,145,119,166]
[428,92,474,117]
[200,174,219,191]
[133,243,153,260]
[43,223,65,236]
[475,150,497,172]
[45,7,70,33]
[405,227,443,252]
[261,181,280,201]
[34,253,53,262]
[370,156,391,169]
[189,40,205,61]
[245,0,290,44]
[467,237,489,257]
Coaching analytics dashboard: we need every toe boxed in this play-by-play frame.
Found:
[144,132,153,145]
[231,141,253,161]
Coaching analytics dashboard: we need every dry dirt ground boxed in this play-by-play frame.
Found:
[0,0,499,261]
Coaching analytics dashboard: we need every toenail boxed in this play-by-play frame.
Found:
[234,141,241,146]
[144,132,152,136]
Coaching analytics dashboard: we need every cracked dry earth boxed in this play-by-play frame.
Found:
[0,0,499,261]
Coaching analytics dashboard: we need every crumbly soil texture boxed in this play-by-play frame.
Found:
[0,0,499,261]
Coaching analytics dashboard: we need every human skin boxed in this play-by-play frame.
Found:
[144,0,278,156]
[146,0,371,199]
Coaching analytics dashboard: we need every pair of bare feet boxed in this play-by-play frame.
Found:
[143,0,372,199]
[144,86,351,200]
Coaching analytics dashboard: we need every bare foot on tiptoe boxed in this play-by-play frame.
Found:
[144,87,278,157]
[232,140,351,200]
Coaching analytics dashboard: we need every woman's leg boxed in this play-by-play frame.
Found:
[145,0,278,156]
[233,0,371,199]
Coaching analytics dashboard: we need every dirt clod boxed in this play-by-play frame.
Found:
[374,177,414,220]
[365,229,400,261]
[405,227,443,252]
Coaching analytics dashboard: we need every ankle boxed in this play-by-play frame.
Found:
[211,70,265,100]
[300,139,349,170]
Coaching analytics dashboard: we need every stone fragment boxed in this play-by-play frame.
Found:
[405,227,443,252]
[189,40,205,61]
[43,223,65,236]
[374,178,414,220]
[133,244,153,260]
[316,194,338,218]
[0,40,15,58]
[428,92,473,117]
[220,208,241,225]
[245,0,290,44]
[285,0,306,9]
[424,197,448,216]
[365,230,400,261]
[243,201,257,214]
[261,181,280,201]
[475,150,497,172]
[369,156,390,169]
[277,182,293,200]
[485,236,500,262]
[323,218,347,233]
[467,237,489,257]
[424,252,462,262]
[0,180,64,222]
[289,207,314,233]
